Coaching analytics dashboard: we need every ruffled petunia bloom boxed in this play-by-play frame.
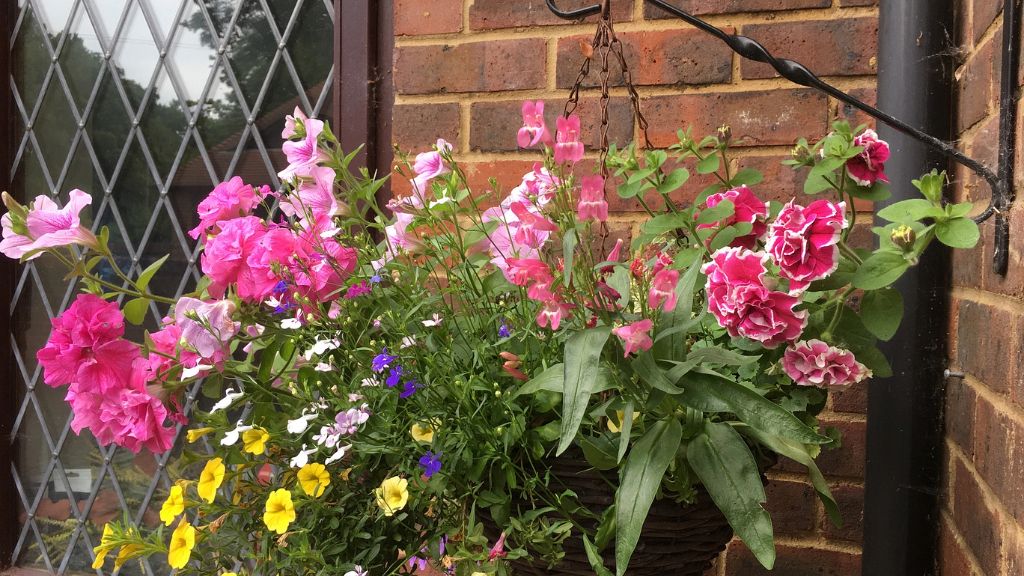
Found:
[612,320,654,357]
[782,340,872,388]
[517,100,553,148]
[554,115,585,165]
[200,215,267,297]
[188,177,267,239]
[0,189,98,260]
[696,185,769,249]
[765,200,848,292]
[847,129,890,186]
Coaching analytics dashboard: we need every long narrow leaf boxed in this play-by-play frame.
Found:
[615,418,683,576]
[558,327,612,455]
[688,421,775,569]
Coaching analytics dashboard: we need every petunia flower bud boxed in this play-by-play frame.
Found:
[891,225,916,251]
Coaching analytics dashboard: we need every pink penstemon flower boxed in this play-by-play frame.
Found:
[0,189,98,260]
[612,319,654,357]
[517,101,553,148]
[576,174,608,222]
[648,268,680,312]
[554,114,585,165]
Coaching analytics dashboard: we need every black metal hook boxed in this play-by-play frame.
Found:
[547,0,1021,275]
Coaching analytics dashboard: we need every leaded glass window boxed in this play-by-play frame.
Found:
[8,0,335,572]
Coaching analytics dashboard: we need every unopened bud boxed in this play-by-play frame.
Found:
[717,124,732,143]
[791,144,812,164]
[891,225,916,251]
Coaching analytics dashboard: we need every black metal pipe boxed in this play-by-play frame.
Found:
[864,2,954,575]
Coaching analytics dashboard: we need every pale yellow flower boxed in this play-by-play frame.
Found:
[297,463,331,498]
[375,476,409,517]
[167,520,196,569]
[242,427,270,455]
[607,410,639,433]
[198,458,226,503]
[411,422,435,443]
[159,485,185,526]
[264,488,296,534]
[114,542,143,569]
[471,572,488,576]
[186,427,214,443]
[92,524,115,569]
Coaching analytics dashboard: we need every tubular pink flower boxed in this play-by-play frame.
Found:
[536,300,573,331]
[766,200,848,291]
[508,163,560,207]
[509,201,558,249]
[782,340,871,388]
[612,319,654,357]
[279,117,329,181]
[695,185,769,249]
[648,268,679,312]
[576,175,608,222]
[188,177,267,239]
[517,101,553,148]
[554,115,585,165]
[847,129,890,186]
[1,189,97,260]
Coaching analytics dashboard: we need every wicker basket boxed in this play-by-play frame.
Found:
[493,450,746,576]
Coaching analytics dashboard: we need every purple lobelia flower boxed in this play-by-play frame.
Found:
[419,451,442,478]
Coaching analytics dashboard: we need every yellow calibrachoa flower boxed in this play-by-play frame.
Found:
[297,463,331,498]
[264,488,296,534]
[410,422,435,443]
[607,410,640,433]
[167,520,196,569]
[242,427,270,455]
[159,485,185,525]
[198,457,226,503]
[91,524,115,569]
[114,542,143,569]
[374,476,409,517]
[186,427,214,443]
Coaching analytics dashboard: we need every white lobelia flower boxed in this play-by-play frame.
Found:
[281,317,303,329]
[315,362,333,372]
[324,444,351,465]
[181,363,213,379]
[210,388,245,413]
[421,313,443,327]
[289,444,318,468]
[303,338,341,361]
[287,412,319,434]
[220,421,252,446]
[343,566,368,576]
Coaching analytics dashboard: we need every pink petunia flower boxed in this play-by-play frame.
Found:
[36,293,140,392]
[188,177,267,240]
[696,185,769,249]
[411,139,454,197]
[282,106,308,139]
[508,163,560,207]
[517,101,553,148]
[100,381,177,453]
[782,340,871,388]
[173,298,240,360]
[612,319,654,357]
[280,166,339,222]
[648,268,680,312]
[554,115,585,165]
[847,129,890,186]
[765,200,848,292]
[201,216,267,297]
[577,175,608,222]
[1,189,98,260]
[702,247,807,348]
[278,117,329,181]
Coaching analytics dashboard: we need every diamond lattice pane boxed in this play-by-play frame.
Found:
[7,0,337,572]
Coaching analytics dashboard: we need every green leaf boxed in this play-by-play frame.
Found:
[729,168,764,187]
[687,346,760,366]
[852,251,910,290]
[935,218,981,248]
[135,254,170,292]
[583,535,614,576]
[606,266,632,309]
[579,435,618,471]
[877,199,944,224]
[678,370,831,444]
[632,352,683,394]
[804,156,844,194]
[854,346,893,378]
[912,169,946,204]
[696,153,721,175]
[859,288,904,341]
[559,327,613,455]
[642,213,691,235]
[946,202,974,219]
[563,228,578,288]
[657,168,690,195]
[617,402,634,463]
[123,297,150,325]
[615,418,683,576]
[740,427,842,528]
[848,181,891,202]
[653,259,703,362]
[688,421,775,570]
[513,364,564,398]
[696,199,734,225]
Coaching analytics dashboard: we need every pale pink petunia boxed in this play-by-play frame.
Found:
[174,298,240,359]
[411,139,453,196]
[517,101,553,148]
[508,163,560,208]
[702,247,807,348]
[648,268,680,312]
[766,200,848,292]
[612,319,654,357]
[696,185,768,249]
[280,166,340,221]
[554,115,585,165]
[189,177,267,239]
[847,129,890,186]
[282,106,308,139]
[576,174,608,222]
[782,340,871,388]
[279,117,329,181]
[1,189,97,260]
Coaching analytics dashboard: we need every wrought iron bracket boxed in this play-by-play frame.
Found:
[546,0,1022,275]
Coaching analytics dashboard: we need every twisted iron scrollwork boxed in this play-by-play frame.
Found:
[546,0,1022,274]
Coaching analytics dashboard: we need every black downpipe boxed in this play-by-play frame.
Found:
[863,2,954,575]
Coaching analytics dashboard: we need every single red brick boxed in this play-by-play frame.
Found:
[957,301,1019,396]
[469,97,633,153]
[957,39,995,132]
[393,0,462,36]
[832,383,868,414]
[724,540,862,576]
[643,89,829,149]
[973,0,1005,44]
[944,376,977,459]
[765,478,817,534]
[644,0,830,18]
[815,418,866,478]
[741,18,878,80]
[840,0,877,5]
[952,458,1003,576]
[555,29,734,89]
[394,39,547,95]
[938,520,980,576]
[821,483,864,543]
[469,0,631,30]
[392,103,460,151]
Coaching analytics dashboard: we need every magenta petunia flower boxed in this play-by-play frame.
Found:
[782,340,871,388]
[696,185,769,249]
[201,215,267,297]
[846,129,890,186]
[1,189,97,260]
[612,319,654,357]
[554,115,585,165]
[765,200,848,292]
[188,177,267,239]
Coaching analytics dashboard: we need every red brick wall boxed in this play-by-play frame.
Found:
[941,1,1024,574]
[390,1,878,574]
